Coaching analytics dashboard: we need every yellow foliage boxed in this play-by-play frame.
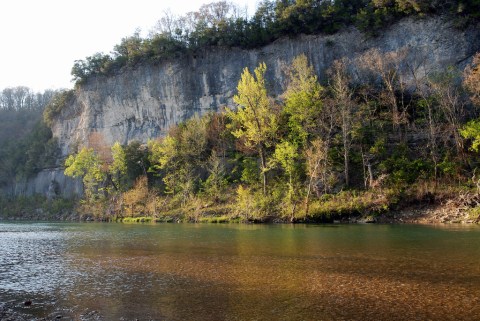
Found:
[123,176,149,217]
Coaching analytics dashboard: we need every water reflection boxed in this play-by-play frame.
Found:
[0,223,480,320]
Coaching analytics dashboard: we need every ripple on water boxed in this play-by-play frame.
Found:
[1,223,480,320]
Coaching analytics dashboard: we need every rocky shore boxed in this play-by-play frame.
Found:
[377,192,480,224]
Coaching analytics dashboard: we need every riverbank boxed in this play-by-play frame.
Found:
[2,187,480,225]
[379,192,480,224]
[80,187,480,225]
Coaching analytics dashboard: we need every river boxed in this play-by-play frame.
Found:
[0,222,479,320]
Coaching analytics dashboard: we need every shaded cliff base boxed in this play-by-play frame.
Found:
[0,196,77,221]
[3,184,479,225]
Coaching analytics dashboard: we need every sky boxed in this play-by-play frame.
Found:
[0,0,259,92]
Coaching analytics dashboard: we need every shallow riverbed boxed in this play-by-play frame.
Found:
[1,222,480,320]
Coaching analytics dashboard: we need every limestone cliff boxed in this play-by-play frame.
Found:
[52,16,480,157]
[1,168,83,199]
[12,16,475,199]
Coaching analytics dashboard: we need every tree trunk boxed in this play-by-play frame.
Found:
[367,163,374,188]
[305,179,312,217]
[260,146,267,195]
[343,139,349,187]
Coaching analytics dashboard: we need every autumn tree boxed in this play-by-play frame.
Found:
[109,142,128,191]
[429,69,467,157]
[460,53,480,156]
[149,9,179,39]
[149,116,208,204]
[328,58,356,186]
[464,53,480,106]
[203,150,228,201]
[304,138,329,216]
[405,47,442,181]
[64,147,105,200]
[65,138,133,202]
[149,135,181,195]
[270,140,300,219]
[283,54,323,147]
[123,175,149,217]
[359,48,409,132]
[228,62,278,194]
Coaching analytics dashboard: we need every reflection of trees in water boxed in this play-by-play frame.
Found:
[16,224,480,320]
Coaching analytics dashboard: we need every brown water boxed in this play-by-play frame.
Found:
[1,222,480,320]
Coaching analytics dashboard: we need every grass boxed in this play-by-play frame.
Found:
[5,179,475,224]
[307,190,391,221]
[119,216,155,223]
[198,215,239,223]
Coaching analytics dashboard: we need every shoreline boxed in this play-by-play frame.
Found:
[2,188,480,225]
[1,202,478,225]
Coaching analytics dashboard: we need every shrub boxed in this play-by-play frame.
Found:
[43,90,74,126]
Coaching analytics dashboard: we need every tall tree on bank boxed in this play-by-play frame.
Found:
[328,58,356,187]
[228,63,278,195]
[359,48,408,133]
[429,69,467,158]
[283,54,323,147]
[64,147,105,201]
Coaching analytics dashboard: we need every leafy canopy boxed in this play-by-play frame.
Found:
[229,62,278,149]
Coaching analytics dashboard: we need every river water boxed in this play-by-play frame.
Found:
[0,222,480,320]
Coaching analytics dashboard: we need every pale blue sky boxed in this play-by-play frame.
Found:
[0,0,259,92]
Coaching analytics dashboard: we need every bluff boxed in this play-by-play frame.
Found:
[52,16,480,157]
[8,16,476,199]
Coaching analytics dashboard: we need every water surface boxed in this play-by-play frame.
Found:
[1,222,480,320]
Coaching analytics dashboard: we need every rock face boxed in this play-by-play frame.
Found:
[2,168,83,198]
[12,16,477,198]
[52,16,480,156]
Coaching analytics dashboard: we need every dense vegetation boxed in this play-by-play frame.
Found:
[71,0,480,84]
[64,50,480,222]
[0,87,60,189]
[3,1,480,222]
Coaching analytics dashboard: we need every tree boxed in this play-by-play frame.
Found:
[464,52,480,106]
[304,138,329,216]
[71,53,113,83]
[123,141,149,183]
[110,142,128,191]
[359,48,409,132]
[460,119,480,152]
[149,116,208,204]
[283,54,323,147]
[228,62,278,194]
[149,9,179,39]
[328,58,356,186]
[113,30,144,65]
[123,175,149,217]
[405,46,442,181]
[429,68,467,157]
[149,135,181,195]
[271,140,300,219]
[64,147,106,200]
[204,150,228,201]
[43,90,74,126]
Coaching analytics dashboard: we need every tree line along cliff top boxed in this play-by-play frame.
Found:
[70,0,480,85]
